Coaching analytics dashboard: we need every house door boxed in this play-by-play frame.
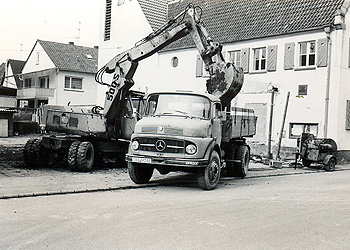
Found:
[245,103,267,143]
[0,119,9,137]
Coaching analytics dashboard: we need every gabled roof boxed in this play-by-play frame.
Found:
[0,63,5,86]
[7,59,25,87]
[164,0,345,51]
[37,40,98,73]
[138,0,168,31]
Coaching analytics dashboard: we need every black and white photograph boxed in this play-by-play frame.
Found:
[1,0,350,249]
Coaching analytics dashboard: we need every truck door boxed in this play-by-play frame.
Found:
[212,102,222,145]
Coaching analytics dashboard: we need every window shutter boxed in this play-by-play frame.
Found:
[241,48,250,73]
[284,43,295,70]
[267,45,278,71]
[346,100,350,130]
[196,55,203,77]
[317,38,328,67]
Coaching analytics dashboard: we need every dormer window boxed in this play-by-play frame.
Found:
[85,54,93,59]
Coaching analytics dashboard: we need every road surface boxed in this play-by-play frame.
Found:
[1,169,349,250]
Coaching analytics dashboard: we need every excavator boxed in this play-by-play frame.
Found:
[23,4,247,181]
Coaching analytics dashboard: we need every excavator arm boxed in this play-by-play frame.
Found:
[95,3,243,138]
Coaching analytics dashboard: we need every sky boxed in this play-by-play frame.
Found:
[0,0,100,63]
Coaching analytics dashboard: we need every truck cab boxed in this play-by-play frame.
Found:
[126,91,256,190]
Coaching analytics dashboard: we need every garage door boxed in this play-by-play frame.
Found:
[0,119,8,137]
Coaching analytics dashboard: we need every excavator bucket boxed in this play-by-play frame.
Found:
[206,62,244,110]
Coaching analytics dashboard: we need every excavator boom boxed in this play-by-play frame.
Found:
[96,3,244,137]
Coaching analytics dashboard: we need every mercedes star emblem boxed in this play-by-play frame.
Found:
[155,140,166,152]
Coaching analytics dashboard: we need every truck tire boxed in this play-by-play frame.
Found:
[76,141,95,172]
[128,162,154,184]
[231,145,249,177]
[325,158,336,172]
[197,151,221,190]
[24,138,48,168]
[68,141,81,171]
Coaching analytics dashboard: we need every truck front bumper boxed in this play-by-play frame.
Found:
[126,154,208,168]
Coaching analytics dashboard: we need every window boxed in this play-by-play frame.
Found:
[24,78,32,88]
[290,123,318,139]
[36,52,40,65]
[65,76,82,90]
[171,57,179,68]
[346,100,350,130]
[104,0,112,41]
[299,41,315,67]
[39,76,50,88]
[228,50,241,67]
[298,85,308,95]
[253,47,266,71]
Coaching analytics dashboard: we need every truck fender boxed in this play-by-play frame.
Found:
[203,139,220,162]
[323,155,336,165]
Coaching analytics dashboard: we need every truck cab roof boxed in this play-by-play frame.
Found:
[147,91,221,102]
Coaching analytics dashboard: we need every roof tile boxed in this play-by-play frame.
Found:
[38,40,98,73]
[164,0,344,50]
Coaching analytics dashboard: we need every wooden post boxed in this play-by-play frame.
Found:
[276,91,290,160]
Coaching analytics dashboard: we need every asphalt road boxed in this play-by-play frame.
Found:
[1,169,349,250]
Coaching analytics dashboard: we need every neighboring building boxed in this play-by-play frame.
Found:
[20,40,99,108]
[98,0,350,158]
[2,59,25,89]
[0,86,17,137]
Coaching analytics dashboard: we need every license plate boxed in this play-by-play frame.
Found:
[132,157,152,164]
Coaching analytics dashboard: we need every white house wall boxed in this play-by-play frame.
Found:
[97,0,157,106]
[55,71,97,106]
[22,43,55,74]
[157,30,332,148]
[4,63,17,88]
[329,9,350,152]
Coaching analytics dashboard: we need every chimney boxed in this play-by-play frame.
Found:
[94,46,99,49]
[69,42,74,45]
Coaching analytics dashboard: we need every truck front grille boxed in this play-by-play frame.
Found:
[137,137,185,154]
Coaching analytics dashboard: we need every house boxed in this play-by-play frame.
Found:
[20,40,99,108]
[0,86,17,137]
[3,59,26,90]
[98,0,350,159]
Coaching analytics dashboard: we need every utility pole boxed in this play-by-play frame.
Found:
[267,86,278,159]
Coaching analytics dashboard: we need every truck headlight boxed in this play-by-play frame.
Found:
[131,140,139,150]
[186,144,197,155]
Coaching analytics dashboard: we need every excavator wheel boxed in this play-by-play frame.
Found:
[76,141,95,172]
[23,138,48,168]
[68,141,81,171]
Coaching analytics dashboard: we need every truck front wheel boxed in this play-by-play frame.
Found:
[128,162,154,184]
[197,151,221,190]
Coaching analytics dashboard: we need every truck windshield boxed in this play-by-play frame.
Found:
[146,94,211,119]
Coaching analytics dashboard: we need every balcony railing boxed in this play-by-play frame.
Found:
[17,87,55,99]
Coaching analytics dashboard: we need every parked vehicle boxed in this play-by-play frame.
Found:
[126,91,256,190]
[298,132,337,171]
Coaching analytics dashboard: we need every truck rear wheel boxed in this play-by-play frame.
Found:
[76,141,95,172]
[228,145,249,177]
[128,162,154,184]
[197,151,221,190]
[68,141,81,171]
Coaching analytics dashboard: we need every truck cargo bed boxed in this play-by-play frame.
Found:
[222,107,257,141]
